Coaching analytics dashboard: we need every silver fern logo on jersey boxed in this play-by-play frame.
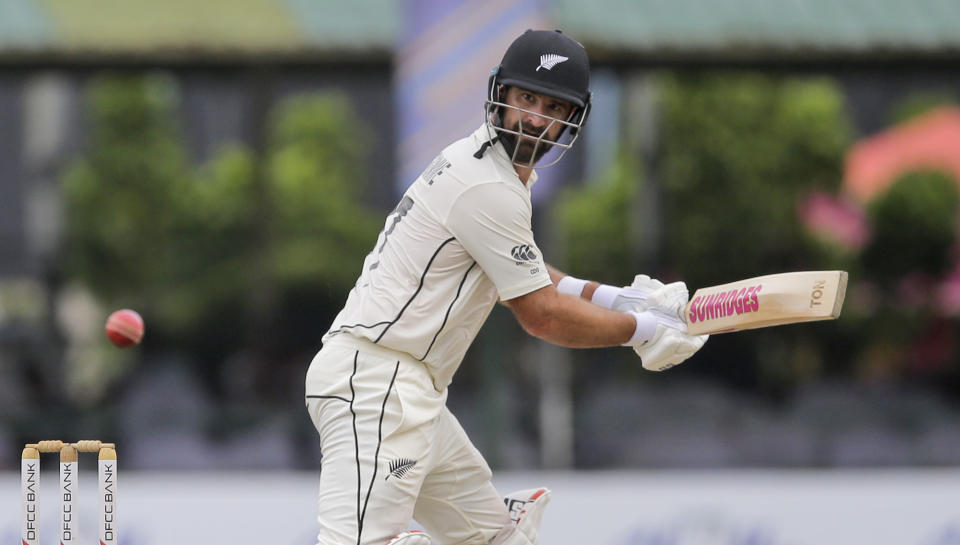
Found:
[385,458,417,481]
[511,245,538,263]
[537,54,568,71]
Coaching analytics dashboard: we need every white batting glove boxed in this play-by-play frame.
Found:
[592,273,666,312]
[610,274,664,311]
[630,282,708,371]
[630,273,667,293]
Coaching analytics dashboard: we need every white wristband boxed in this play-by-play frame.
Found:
[590,284,621,309]
[623,311,658,346]
[557,276,588,297]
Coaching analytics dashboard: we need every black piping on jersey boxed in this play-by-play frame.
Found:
[419,261,478,361]
[473,135,500,159]
[308,351,361,541]
[330,320,392,336]
[327,237,458,343]
[347,351,363,541]
[309,351,401,545]
[305,394,351,403]
[356,358,399,545]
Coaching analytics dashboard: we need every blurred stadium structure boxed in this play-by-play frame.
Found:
[1,0,960,480]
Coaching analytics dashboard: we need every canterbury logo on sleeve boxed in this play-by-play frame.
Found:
[510,245,538,263]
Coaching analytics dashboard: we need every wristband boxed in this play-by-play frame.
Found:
[623,311,658,346]
[557,276,588,297]
[590,284,621,309]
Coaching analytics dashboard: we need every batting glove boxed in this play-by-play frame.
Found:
[591,274,665,311]
[630,281,708,371]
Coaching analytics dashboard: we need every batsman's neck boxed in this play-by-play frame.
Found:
[515,165,534,185]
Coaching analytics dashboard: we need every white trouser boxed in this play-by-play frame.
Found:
[305,336,510,545]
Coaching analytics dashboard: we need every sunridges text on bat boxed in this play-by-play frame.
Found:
[684,270,848,335]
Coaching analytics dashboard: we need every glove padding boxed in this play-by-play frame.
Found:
[608,274,665,313]
[631,281,708,371]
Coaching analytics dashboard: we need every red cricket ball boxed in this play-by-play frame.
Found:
[105,309,145,348]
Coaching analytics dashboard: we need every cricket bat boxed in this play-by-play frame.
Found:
[684,270,848,335]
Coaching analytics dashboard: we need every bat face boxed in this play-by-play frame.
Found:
[684,270,848,335]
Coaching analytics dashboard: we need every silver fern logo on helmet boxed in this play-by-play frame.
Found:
[537,54,568,71]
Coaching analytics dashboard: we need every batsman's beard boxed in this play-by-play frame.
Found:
[497,119,557,165]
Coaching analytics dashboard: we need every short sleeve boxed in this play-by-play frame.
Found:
[445,183,552,300]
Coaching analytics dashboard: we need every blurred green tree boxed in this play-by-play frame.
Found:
[62,74,193,306]
[658,74,852,289]
[61,74,380,395]
[862,170,959,285]
[555,153,639,283]
[266,95,382,288]
[850,170,960,383]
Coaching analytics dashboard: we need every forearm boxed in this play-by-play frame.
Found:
[544,296,637,348]
[509,288,637,348]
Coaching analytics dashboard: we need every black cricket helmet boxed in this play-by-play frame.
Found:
[482,29,592,169]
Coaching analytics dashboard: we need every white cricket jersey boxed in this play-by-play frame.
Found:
[324,125,552,390]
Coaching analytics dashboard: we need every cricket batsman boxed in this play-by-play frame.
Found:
[305,29,707,545]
